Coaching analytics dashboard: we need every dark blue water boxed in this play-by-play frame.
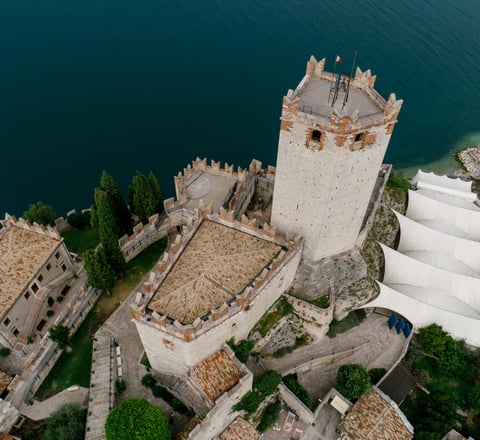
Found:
[1,0,479,216]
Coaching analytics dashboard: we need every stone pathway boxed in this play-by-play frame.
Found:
[85,331,114,440]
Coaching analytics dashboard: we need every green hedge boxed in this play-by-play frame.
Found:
[282,374,312,408]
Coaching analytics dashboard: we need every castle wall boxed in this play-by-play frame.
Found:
[133,235,302,376]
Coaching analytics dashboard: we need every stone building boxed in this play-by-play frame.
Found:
[131,214,302,376]
[0,214,78,349]
[271,55,402,260]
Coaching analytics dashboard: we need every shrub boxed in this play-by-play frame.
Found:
[227,337,255,363]
[0,348,11,357]
[57,295,64,303]
[67,211,91,229]
[141,373,156,388]
[336,364,371,401]
[48,324,71,350]
[282,374,312,408]
[115,378,126,392]
[233,370,282,416]
[368,368,386,384]
[43,403,85,440]
[105,398,171,440]
[47,310,55,317]
[258,400,282,432]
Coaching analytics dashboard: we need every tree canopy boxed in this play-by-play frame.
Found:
[23,201,56,226]
[129,171,163,224]
[83,248,115,291]
[43,403,85,440]
[336,363,371,400]
[48,324,72,350]
[99,171,132,235]
[104,398,171,440]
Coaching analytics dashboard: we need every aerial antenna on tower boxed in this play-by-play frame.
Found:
[328,54,342,105]
[342,50,358,110]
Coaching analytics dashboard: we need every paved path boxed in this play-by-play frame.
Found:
[22,386,89,421]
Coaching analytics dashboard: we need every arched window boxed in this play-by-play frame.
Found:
[311,130,321,142]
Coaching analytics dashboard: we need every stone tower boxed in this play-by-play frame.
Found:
[271,56,402,261]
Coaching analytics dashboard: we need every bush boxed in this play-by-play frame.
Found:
[105,398,171,440]
[282,374,312,408]
[258,400,282,432]
[336,364,371,401]
[67,211,91,229]
[57,296,64,303]
[23,201,56,226]
[227,338,255,363]
[43,403,85,440]
[387,172,411,194]
[115,378,126,392]
[46,310,55,317]
[48,324,71,350]
[233,370,282,416]
[141,373,156,388]
[368,368,386,384]
[0,348,11,357]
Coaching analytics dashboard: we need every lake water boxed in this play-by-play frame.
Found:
[1,0,479,216]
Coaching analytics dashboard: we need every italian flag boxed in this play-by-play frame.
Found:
[336,55,342,63]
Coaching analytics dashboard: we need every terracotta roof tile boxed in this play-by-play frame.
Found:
[220,417,259,440]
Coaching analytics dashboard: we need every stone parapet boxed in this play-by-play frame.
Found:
[284,293,334,326]
[1,213,61,241]
[130,213,303,343]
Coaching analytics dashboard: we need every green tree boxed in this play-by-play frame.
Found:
[48,324,71,350]
[23,201,56,226]
[417,323,449,357]
[43,403,85,440]
[438,337,462,375]
[148,171,164,214]
[129,172,157,224]
[104,398,171,440]
[93,189,125,273]
[99,171,132,235]
[414,389,457,436]
[83,248,115,292]
[336,364,371,400]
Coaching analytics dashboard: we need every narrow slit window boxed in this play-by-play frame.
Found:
[355,133,364,142]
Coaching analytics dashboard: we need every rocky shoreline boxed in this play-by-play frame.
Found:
[457,146,480,179]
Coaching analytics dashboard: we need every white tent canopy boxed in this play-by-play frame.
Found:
[412,169,475,201]
[406,190,480,240]
[395,211,480,277]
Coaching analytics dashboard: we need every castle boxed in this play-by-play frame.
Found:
[128,55,403,438]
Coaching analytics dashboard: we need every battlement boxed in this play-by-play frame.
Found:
[1,213,61,241]
[282,55,403,132]
[130,213,302,341]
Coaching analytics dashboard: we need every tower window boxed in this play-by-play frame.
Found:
[31,283,39,293]
[311,130,321,142]
[355,133,364,142]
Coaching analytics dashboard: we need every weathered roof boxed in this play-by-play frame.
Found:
[190,349,243,402]
[0,371,12,395]
[219,417,259,440]
[378,363,415,405]
[148,220,281,324]
[0,225,60,318]
[338,387,413,440]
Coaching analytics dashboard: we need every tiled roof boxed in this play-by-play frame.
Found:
[338,387,413,440]
[148,220,281,324]
[0,225,60,318]
[190,349,242,402]
[220,417,259,440]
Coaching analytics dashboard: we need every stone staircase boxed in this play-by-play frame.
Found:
[85,331,114,440]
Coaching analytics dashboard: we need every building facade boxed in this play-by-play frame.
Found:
[0,215,77,348]
[271,56,402,260]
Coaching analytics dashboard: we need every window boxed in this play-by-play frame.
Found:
[24,292,31,300]
[46,263,52,271]
[55,251,60,259]
[61,263,67,272]
[38,274,44,282]
[3,318,10,327]
[31,283,39,293]
[355,133,364,142]
[311,130,321,142]
[12,328,19,337]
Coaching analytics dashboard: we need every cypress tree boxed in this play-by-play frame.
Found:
[83,248,115,291]
[148,171,164,214]
[99,171,132,235]
[129,172,157,224]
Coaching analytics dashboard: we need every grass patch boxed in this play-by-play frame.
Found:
[35,237,168,400]
[386,172,411,194]
[250,297,293,337]
[327,309,366,338]
[35,312,95,400]
[310,295,330,308]
[140,352,152,369]
[61,228,99,256]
